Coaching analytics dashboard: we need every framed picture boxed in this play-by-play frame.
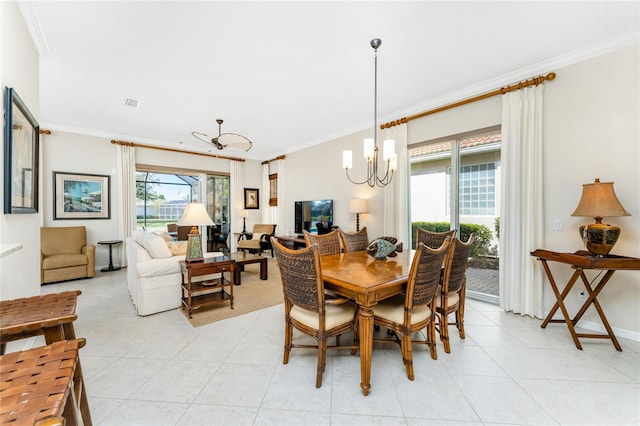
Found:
[53,171,111,220]
[3,87,40,214]
[244,188,259,209]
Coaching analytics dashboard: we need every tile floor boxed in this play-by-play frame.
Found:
[14,269,639,425]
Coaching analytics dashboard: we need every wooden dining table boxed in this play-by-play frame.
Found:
[320,250,413,396]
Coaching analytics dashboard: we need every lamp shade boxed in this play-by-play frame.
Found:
[241,209,249,218]
[349,199,368,214]
[571,179,630,256]
[178,202,214,227]
[571,179,630,219]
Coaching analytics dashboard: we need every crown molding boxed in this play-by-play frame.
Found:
[17,1,49,55]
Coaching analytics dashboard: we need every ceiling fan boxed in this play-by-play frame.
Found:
[192,119,253,152]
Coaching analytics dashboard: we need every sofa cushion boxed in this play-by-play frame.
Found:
[136,256,182,277]
[134,231,172,259]
[42,253,89,270]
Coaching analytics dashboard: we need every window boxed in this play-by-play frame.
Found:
[458,162,496,215]
[136,172,198,231]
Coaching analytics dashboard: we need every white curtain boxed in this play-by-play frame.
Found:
[275,157,285,230]
[383,123,409,245]
[499,85,545,318]
[116,144,136,267]
[230,161,244,252]
[261,163,270,223]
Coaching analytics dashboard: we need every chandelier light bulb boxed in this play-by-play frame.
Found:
[383,139,395,161]
[363,138,375,161]
[343,150,353,169]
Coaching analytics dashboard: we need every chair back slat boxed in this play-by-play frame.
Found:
[273,238,323,312]
[416,228,456,250]
[408,239,451,307]
[445,234,475,293]
[339,227,369,253]
[303,230,341,256]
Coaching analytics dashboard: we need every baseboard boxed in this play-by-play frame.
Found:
[575,320,640,343]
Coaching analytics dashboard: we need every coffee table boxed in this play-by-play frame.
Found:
[228,252,268,285]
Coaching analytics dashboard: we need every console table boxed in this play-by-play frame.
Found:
[531,249,640,351]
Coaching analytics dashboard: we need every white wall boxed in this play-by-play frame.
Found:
[0,1,41,300]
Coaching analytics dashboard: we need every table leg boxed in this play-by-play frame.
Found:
[539,261,584,350]
[574,270,622,351]
[358,306,374,396]
[260,258,268,280]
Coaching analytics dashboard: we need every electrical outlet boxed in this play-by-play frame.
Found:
[553,219,562,231]
[578,290,586,301]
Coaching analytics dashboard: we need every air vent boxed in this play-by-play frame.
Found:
[124,98,140,108]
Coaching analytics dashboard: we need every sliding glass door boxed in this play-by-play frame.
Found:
[410,129,501,303]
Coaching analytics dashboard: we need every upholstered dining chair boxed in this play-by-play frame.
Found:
[416,227,456,250]
[437,233,475,353]
[302,229,342,256]
[271,237,358,388]
[372,238,452,381]
[339,227,369,253]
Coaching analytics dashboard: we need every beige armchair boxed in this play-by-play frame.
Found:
[41,226,96,284]
[237,224,277,256]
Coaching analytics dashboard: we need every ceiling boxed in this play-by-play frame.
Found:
[24,1,640,161]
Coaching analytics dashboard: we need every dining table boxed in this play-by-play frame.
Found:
[320,249,413,396]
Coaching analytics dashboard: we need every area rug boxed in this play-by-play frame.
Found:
[183,257,283,327]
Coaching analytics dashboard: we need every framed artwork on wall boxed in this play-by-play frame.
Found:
[53,171,111,219]
[244,188,259,209]
[3,87,40,214]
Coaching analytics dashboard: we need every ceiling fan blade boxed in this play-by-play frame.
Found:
[191,131,211,144]
[218,133,253,151]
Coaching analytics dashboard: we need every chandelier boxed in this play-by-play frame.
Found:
[343,38,396,188]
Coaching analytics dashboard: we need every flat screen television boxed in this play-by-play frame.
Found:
[294,199,333,234]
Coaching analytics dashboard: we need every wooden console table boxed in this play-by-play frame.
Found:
[531,249,640,351]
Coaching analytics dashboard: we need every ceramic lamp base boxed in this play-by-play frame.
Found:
[185,233,204,262]
[579,223,620,256]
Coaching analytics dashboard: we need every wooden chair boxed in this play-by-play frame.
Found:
[302,229,341,256]
[271,237,358,388]
[372,238,451,381]
[437,233,475,353]
[339,227,369,253]
[416,227,456,250]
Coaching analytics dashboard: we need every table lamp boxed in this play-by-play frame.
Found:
[241,209,249,233]
[178,201,214,262]
[349,199,368,231]
[571,178,630,256]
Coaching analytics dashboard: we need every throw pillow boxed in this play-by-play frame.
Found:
[252,232,265,241]
[157,231,174,242]
[167,241,188,256]
[142,233,172,259]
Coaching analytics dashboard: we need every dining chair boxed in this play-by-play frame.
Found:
[437,233,475,353]
[372,238,452,381]
[271,237,358,388]
[303,229,342,256]
[415,227,456,250]
[339,226,369,253]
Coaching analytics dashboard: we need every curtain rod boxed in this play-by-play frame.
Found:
[381,72,556,129]
[111,140,246,162]
[261,155,286,165]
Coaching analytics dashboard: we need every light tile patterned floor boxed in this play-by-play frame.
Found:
[12,269,638,425]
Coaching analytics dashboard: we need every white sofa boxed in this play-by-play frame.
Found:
[127,230,222,316]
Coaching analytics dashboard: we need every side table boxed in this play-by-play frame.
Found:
[180,256,235,318]
[531,249,640,351]
[98,240,122,272]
